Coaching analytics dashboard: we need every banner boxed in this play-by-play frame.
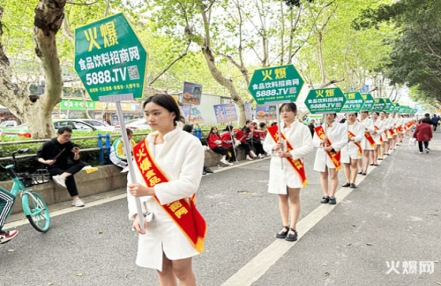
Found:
[182,81,203,105]
[213,104,238,123]
[181,105,204,124]
[255,104,277,121]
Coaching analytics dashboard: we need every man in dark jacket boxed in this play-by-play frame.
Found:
[308,119,315,137]
[36,127,86,207]
[432,114,440,131]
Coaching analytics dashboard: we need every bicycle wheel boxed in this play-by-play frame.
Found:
[22,191,50,232]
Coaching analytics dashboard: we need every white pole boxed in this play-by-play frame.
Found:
[276,104,284,170]
[116,101,145,232]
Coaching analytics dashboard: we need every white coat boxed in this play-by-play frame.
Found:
[263,120,313,194]
[312,122,347,172]
[127,127,204,271]
[359,117,375,150]
[341,121,365,163]
[372,118,384,145]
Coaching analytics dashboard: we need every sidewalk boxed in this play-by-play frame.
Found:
[251,131,441,285]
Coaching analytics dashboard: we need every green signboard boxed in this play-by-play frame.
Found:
[74,13,148,102]
[340,92,365,113]
[383,98,393,112]
[248,64,304,105]
[361,93,374,111]
[398,105,408,114]
[304,88,346,114]
[57,99,95,111]
[371,98,386,112]
[392,102,401,113]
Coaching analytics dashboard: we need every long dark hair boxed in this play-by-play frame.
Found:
[279,102,297,114]
[143,94,184,126]
[209,126,218,135]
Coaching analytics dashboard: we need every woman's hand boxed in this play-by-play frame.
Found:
[323,145,334,152]
[45,159,56,166]
[278,150,292,158]
[128,183,153,197]
[132,214,148,235]
[273,143,283,151]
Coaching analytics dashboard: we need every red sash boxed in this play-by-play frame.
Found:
[133,139,207,253]
[267,125,308,187]
[374,125,383,143]
[397,126,403,133]
[364,131,376,147]
[389,128,395,136]
[348,130,362,155]
[314,125,341,171]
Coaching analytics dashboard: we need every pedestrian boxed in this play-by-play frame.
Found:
[370,111,384,165]
[109,128,136,171]
[308,119,315,137]
[36,127,86,207]
[220,125,238,163]
[0,189,19,244]
[127,94,207,285]
[413,119,432,154]
[263,103,313,242]
[313,113,347,205]
[341,113,365,188]
[432,114,440,131]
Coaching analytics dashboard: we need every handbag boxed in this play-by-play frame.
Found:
[408,137,416,146]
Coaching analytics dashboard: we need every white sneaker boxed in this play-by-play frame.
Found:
[72,198,85,207]
[258,154,264,159]
[246,155,253,161]
[250,151,257,158]
[52,175,67,188]
[220,159,233,166]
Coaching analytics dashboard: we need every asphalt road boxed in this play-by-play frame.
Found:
[1,131,440,286]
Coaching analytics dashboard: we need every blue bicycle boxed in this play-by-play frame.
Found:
[0,148,50,232]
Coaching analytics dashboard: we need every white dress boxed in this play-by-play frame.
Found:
[312,122,347,172]
[372,119,384,145]
[341,121,365,163]
[263,120,313,194]
[127,127,204,271]
[359,117,375,150]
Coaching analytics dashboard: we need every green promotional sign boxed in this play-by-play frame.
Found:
[74,13,148,101]
[371,98,386,112]
[304,88,346,114]
[392,102,401,113]
[361,93,374,111]
[383,98,393,112]
[398,105,408,114]
[340,92,365,113]
[248,64,304,105]
[58,99,95,111]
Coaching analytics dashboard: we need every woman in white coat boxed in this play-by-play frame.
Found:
[341,113,365,188]
[370,111,384,166]
[127,94,205,286]
[263,103,313,242]
[313,113,348,205]
[358,110,375,175]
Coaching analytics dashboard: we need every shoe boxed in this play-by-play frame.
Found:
[52,175,67,188]
[276,226,289,239]
[0,230,18,244]
[258,154,264,159]
[419,152,423,154]
[361,172,367,176]
[250,151,257,158]
[246,155,253,161]
[342,183,350,187]
[373,164,379,166]
[425,148,429,154]
[358,171,362,175]
[202,171,207,175]
[321,196,330,203]
[426,147,431,150]
[220,159,233,166]
[328,197,337,205]
[205,168,214,173]
[384,153,389,156]
[285,228,298,242]
[378,158,383,160]
[370,163,374,166]
[72,198,85,207]
[350,183,356,188]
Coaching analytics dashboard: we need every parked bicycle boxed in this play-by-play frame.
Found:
[0,148,50,233]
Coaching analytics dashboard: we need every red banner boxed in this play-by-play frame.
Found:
[267,125,308,187]
[348,130,362,155]
[133,139,207,253]
[314,125,341,171]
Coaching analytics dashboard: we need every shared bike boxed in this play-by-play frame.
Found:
[0,148,50,232]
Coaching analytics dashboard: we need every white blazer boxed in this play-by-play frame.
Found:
[341,121,365,163]
[372,118,384,144]
[360,117,375,150]
[312,122,347,172]
[127,127,204,271]
[263,120,313,193]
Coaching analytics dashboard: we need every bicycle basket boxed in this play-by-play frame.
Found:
[16,172,33,188]
[31,169,51,185]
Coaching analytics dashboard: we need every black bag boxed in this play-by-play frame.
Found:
[16,172,33,188]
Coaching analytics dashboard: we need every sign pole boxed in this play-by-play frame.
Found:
[275,103,284,170]
[116,101,145,232]
[229,121,238,163]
